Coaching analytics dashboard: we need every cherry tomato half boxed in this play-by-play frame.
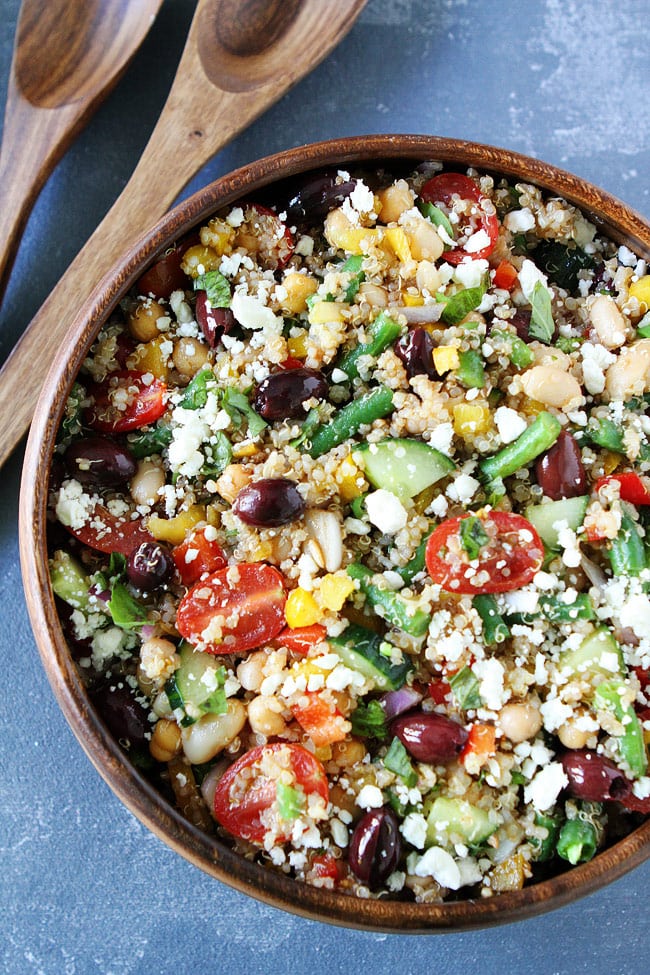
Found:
[213,742,329,844]
[291,691,349,747]
[425,510,544,594]
[595,471,650,506]
[420,173,498,265]
[176,562,286,654]
[67,503,154,556]
[172,527,228,586]
[273,624,328,655]
[235,204,295,270]
[86,371,167,434]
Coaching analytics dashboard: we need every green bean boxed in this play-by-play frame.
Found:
[479,411,562,482]
[538,593,595,622]
[490,328,535,369]
[307,386,394,458]
[556,819,598,865]
[346,563,431,637]
[473,594,511,645]
[608,506,647,578]
[396,527,434,585]
[592,678,647,777]
[457,349,485,389]
[532,812,562,862]
[336,311,402,379]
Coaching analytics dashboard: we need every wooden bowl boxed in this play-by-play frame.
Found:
[20,134,650,932]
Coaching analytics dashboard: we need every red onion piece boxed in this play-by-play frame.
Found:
[379,685,423,721]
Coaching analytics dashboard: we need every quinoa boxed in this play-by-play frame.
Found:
[49,167,650,902]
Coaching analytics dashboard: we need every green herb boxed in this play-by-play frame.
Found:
[510,770,527,786]
[180,368,214,410]
[306,291,334,309]
[418,200,454,241]
[440,279,487,326]
[384,736,418,787]
[350,699,389,739]
[341,254,366,302]
[637,311,650,338]
[108,552,127,581]
[193,269,231,308]
[128,421,173,459]
[107,583,148,629]
[221,387,267,438]
[350,493,368,520]
[276,781,305,821]
[556,819,598,865]
[449,665,482,710]
[201,432,232,477]
[457,348,485,389]
[532,240,595,293]
[556,335,584,354]
[532,812,562,861]
[528,281,555,344]
[459,516,489,560]
[584,417,625,453]
[60,382,86,442]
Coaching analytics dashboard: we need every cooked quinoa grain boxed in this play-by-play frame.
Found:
[49,165,650,901]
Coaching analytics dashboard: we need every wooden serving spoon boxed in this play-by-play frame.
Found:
[0,0,367,467]
[0,0,164,301]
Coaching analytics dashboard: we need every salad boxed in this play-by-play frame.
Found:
[49,162,650,901]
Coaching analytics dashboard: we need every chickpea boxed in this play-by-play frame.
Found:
[404,217,444,262]
[172,337,209,377]
[324,207,355,249]
[236,650,267,692]
[520,365,584,411]
[416,260,443,294]
[215,464,252,504]
[376,180,415,223]
[149,718,182,762]
[247,695,287,737]
[557,718,592,750]
[331,738,367,768]
[127,299,167,342]
[357,282,388,308]
[281,272,318,314]
[498,702,543,743]
[130,459,165,506]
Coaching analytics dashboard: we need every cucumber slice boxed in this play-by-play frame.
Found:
[525,495,589,549]
[328,623,411,691]
[426,796,498,847]
[49,550,92,611]
[560,627,625,678]
[354,437,455,501]
[165,642,227,724]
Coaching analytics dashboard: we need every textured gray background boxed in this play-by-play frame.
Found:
[2,1,650,972]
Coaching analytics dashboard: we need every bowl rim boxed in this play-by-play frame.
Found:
[19,133,650,932]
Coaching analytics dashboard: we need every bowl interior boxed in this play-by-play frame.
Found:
[20,134,650,931]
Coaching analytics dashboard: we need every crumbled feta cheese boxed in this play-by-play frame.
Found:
[454,258,489,289]
[619,593,650,640]
[230,292,283,332]
[473,657,508,710]
[464,229,491,254]
[540,697,574,732]
[356,785,384,810]
[523,762,569,811]
[55,479,97,529]
[428,494,449,518]
[365,489,408,534]
[518,259,549,301]
[400,813,428,850]
[413,847,462,889]
[428,421,454,455]
[504,207,536,233]
[494,406,527,444]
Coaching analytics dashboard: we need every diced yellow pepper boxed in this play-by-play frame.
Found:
[285,588,324,628]
[281,272,318,314]
[287,330,308,359]
[453,402,492,439]
[520,397,546,416]
[402,292,424,307]
[336,227,383,255]
[490,854,526,893]
[147,505,208,545]
[180,244,221,279]
[335,454,366,501]
[630,274,650,308]
[317,573,356,612]
[127,334,171,381]
[199,218,234,256]
[231,441,259,459]
[308,301,347,325]
[251,540,275,562]
[601,450,621,475]
[433,345,460,374]
[383,227,412,264]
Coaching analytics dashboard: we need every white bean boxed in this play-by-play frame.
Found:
[304,508,343,572]
[498,702,542,743]
[130,460,165,506]
[520,365,584,411]
[605,338,650,401]
[376,180,415,223]
[181,700,246,764]
[589,294,632,349]
[236,650,267,692]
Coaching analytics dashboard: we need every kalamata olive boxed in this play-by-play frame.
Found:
[284,169,358,225]
[126,541,174,590]
[196,290,236,348]
[510,310,532,342]
[390,711,468,763]
[64,436,137,487]
[349,806,402,887]
[535,430,587,500]
[92,684,149,748]
[136,239,193,299]
[561,750,629,802]
[232,478,305,527]
[253,367,328,420]
[394,328,436,379]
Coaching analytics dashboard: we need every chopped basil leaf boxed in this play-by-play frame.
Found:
[350,699,388,739]
[459,515,489,560]
[341,256,366,302]
[384,736,418,787]
[276,781,305,821]
[532,240,595,294]
[60,382,86,442]
[127,421,173,459]
[107,582,148,629]
[418,200,454,241]
[556,335,584,353]
[449,665,482,710]
[220,387,267,438]
[290,406,325,449]
[201,432,233,477]
[193,269,231,308]
[180,368,214,410]
[440,279,487,326]
[108,552,127,581]
[636,311,650,338]
[528,281,555,344]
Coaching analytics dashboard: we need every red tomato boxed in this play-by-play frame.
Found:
[291,692,349,747]
[460,722,496,768]
[278,357,306,371]
[172,527,228,586]
[213,742,329,844]
[67,503,154,556]
[176,562,286,654]
[236,204,295,269]
[493,259,518,291]
[634,666,650,691]
[425,511,544,594]
[428,678,452,705]
[420,173,498,265]
[307,852,345,885]
[273,624,328,655]
[595,471,650,505]
[86,371,167,434]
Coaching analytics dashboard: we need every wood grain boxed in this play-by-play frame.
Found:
[20,134,650,932]
[0,0,367,467]
[0,0,163,302]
